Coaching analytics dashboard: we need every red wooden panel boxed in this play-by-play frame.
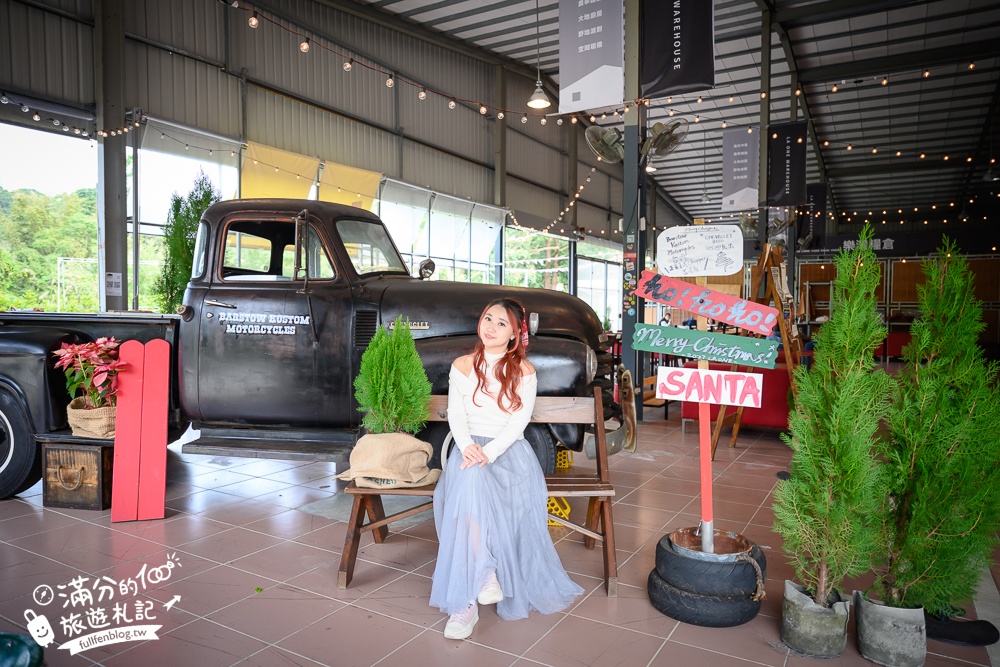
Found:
[137,339,170,521]
[111,340,144,522]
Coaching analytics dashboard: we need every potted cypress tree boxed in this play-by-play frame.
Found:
[860,238,1000,666]
[338,316,438,488]
[772,226,892,658]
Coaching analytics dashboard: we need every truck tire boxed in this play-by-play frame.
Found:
[0,390,41,499]
[647,569,761,628]
[438,424,556,475]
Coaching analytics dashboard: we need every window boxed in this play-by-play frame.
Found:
[336,219,409,276]
[503,227,569,292]
[221,219,333,281]
[191,222,209,279]
[578,238,623,331]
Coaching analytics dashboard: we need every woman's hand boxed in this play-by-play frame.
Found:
[460,443,489,469]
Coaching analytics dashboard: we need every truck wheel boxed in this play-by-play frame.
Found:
[0,390,40,499]
[524,423,556,474]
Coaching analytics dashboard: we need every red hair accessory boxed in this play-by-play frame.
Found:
[521,307,529,349]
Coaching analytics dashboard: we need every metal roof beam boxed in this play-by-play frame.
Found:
[775,0,926,27]
[798,40,1000,83]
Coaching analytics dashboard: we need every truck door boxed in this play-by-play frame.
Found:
[195,214,354,427]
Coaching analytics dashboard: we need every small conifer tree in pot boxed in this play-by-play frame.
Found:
[773,226,892,657]
[859,237,1000,662]
[339,316,438,489]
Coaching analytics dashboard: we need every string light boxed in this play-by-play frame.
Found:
[248,12,259,28]
[923,69,930,78]
[299,38,310,53]
[448,99,456,110]
[479,104,487,114]
[497,111,504,119]
[343,59,353,72]
[385,77,394,88]
[417,89,426,100]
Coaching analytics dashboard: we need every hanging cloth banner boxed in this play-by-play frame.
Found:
[640,0,715,99]
[721,127,759,212]
[767,120,808,206]
[796,183,828,253]
[558,0,624,114]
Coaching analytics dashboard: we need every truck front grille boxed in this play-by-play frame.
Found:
[354,311,378,348]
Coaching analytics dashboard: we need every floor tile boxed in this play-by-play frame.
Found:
[206,583,344,644]
[520,614,665,666]
[275,605,423,665]
[101,617,268,667]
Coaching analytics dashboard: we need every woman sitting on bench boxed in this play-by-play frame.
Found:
[430,297,583,640]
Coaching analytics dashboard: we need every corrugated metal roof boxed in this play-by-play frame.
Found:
[354,0,1000,237]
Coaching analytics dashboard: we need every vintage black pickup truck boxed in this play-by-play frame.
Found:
[0,199,619,498]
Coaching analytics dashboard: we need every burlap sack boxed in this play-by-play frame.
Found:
[66,397,116,439]
[336,432,441,489]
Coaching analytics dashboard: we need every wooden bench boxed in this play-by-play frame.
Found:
[337,386,618,596]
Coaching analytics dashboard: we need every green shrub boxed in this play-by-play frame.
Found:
[354,316,431,434]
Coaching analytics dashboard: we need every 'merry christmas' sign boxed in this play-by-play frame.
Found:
[633,324,778,369]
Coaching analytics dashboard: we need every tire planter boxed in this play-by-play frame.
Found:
[655,533,767,597]
[780,580,851,658]
[647,569,761,628]
[854,591,927,667]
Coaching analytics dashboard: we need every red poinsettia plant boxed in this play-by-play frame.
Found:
[52,337,127,409]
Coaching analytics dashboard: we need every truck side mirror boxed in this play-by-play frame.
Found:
[418,258,435,280]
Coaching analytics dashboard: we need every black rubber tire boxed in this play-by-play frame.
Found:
[418,422,451,469]
[0,389,41,499]
[647,569,761,628]
[524,423,556,474]
[654,535,767,597]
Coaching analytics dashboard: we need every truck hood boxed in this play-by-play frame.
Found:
[373,279,606,350]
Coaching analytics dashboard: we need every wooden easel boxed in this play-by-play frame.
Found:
[710,244,800,458]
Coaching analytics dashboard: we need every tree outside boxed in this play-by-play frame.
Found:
[503,226,569,292]
[153,171,220,314]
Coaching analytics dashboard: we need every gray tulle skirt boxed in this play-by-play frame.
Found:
[429,435,584,620]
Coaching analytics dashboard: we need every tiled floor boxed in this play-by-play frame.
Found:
[1,410,996,667]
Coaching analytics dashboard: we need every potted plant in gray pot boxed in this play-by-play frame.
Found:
[861,238,1000,666]
[337,315,439,489]
[772,226,892,658]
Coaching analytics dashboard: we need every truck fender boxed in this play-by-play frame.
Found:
[0,383,41,498]
[0,328,81,435]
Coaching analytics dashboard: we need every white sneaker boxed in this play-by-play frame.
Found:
[443,603,478,640]
[477,571,503,605]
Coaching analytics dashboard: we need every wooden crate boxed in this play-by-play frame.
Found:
[42,443,113,511]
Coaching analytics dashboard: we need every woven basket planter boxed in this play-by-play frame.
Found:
[66,397,116,439]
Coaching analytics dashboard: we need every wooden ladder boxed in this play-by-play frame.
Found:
[710,244,800,458]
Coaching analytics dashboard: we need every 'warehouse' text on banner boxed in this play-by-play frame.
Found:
[637,271,780,335]
[656,367,764,408]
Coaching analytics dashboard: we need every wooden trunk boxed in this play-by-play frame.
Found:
[42,443,113,511]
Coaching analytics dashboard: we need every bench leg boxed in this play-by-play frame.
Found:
[599,498,618,597]
[584,497,599,550]
[338,495,368,589]
[365,495,389,543]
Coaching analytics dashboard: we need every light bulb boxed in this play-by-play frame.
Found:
[521,115,528,124]
[760,91,767,98]
[497,111,504,119]
[299,38,310,53]
[571,117,577,124]
[969,61,975,70]
[479,104,487,114]
[896,150,901,156]
[448,99,456,109]
[540,117,547,125]
[417,89,426,100]
[62,126,68,131]
[847,144,853,150]
[590,115,596,122]
[248,12,259,28]
[32,113,39,121]
[872,147,877,154]
[795,88,801,96]
[343,60,353,72]
[722,121,727,128]
[556,118,563,125]
[697,96,702,103]
[728,95,734,102]
[385,77,394,88]
[881,77,888,86]
[831,84,838,92]
[747,127,753,134]
[923,69,930,78]
[20,104,29,112]
[0,95,7,104]
[694,116,700,123]
[52,119,60,126]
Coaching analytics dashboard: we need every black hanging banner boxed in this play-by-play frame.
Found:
[767,121,808,206]
[640,0,715,99]
[795,183,827,253]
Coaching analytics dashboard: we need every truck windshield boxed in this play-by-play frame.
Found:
[336,219,409,276]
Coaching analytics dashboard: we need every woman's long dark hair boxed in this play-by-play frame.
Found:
[471,297,528,414]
